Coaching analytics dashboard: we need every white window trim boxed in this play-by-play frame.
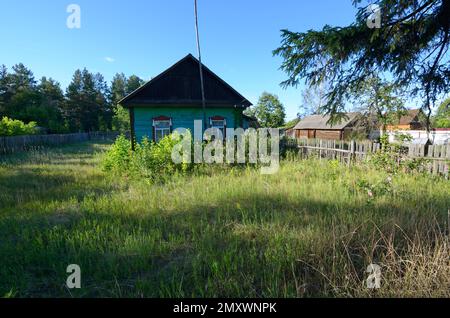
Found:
[209,118,226,140]
[209,118,226,127]
[153,118,172,142]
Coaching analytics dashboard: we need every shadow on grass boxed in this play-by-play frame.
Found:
[0,141,111,166]
[1,185,447,297]
[0,141,116,210]
[0,168,117,210]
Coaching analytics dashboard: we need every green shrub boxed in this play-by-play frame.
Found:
[102,131,272,183]
[102,134,132,174]
[354,176,394,202]
[102,132,193,183]
[0,117,37,136]
[130,133,192,182]
[369,134,428,174]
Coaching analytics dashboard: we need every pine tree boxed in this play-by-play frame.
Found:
[6,64,40,123]
[37,77,66,132]
[274,0,450,129]
[126,75,144,94]
[111,73,127,107]
[64,69,84,131]
[93,73,112,130]
[0,65,9,116]
[111,73,129,132]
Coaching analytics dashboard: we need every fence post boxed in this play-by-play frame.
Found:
[0,136,5,154]
[348,140,355,167]
[319,139,322,160]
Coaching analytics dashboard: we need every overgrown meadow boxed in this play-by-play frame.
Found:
[0,140,449,297]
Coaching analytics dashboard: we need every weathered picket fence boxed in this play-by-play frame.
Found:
[283,139,381,164]
[408,144,450,176]
[283,138,450,177]
[0,131,122,154]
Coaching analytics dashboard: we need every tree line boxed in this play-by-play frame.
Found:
[0,62,290,133]
[0,63,143,134]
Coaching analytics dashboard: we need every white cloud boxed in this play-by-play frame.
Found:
[104,57,115,63]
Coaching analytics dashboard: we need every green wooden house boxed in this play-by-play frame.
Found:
[119,54,253,146]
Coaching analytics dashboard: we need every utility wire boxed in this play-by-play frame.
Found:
[194,0,207,130]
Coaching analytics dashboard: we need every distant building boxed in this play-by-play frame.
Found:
[386,109,425,131]
[385,109,450,145]
[292,113,361,140]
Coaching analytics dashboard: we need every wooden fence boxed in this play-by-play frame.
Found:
[0,131,122,154]
[283,138,450,177]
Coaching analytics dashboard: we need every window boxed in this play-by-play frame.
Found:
[209,116,226,139]
[153,117,172,142]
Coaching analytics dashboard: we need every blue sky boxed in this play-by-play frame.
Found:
[0,0,358,120]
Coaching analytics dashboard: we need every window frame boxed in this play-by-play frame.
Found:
[209,116,227,139]
[152,116,172,142]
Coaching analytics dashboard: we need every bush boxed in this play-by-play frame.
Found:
[369,134,428,174]
[102,134,132,174]
[130,133,192,182]
[102,132,193,183]
[0,117,37,136]
[354,176,394,202]
[102,131,270,183]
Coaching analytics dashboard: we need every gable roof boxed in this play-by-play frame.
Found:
[396,109,421,125]
[120,54,252,108]
[294,113,360,130]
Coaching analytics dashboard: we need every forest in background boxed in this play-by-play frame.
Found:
[0,63,143,135]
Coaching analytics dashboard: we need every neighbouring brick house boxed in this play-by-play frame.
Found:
[386,109,425,131]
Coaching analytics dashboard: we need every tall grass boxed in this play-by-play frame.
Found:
[0,141,449,297]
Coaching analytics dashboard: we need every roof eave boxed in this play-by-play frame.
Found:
[122,101,251,109]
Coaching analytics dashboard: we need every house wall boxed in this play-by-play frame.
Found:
[387,130,450,145]
[295,129,343,140]
[315,130,342,140]
[296,130,310,139]
[386,124,412,130]
[133,106,243,142]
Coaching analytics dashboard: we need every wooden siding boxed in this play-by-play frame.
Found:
[133,106,243,142]
[296,129,344,140]
[296,130,309,139]
[315,130,341,140]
